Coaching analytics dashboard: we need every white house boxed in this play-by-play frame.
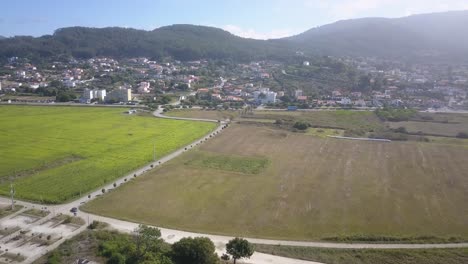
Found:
[138,82,151,93]
[82,89,94,103]
[253,88,277,104]
[295,89,303,98]
[106,87,132,103]
[93,89,107,101]
[303,61,310,66]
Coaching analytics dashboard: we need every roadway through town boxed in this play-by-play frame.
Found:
[1,104,468,264]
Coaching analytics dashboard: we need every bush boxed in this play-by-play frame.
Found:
[293,121,309,130]
[394,126,407,133]
[274,119,283,125]
[108,253,126,264]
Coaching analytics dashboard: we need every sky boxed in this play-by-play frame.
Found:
[1,0,468,39]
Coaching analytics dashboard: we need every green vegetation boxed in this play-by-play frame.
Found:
[0,25,294,62]
[226,238,255,264]
[254,244,468,264]
[293,121,310,130]
[185,151,269,174]
[83,124,468,241]
[375,108,417,121]
[36,227,220,264]
[252,110,385,133]
[0,105,216,203]
[0,205,24,218]
[171,237,219,264]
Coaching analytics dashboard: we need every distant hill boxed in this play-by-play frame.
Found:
[0,25,293,62]
[0,36,5,39]
[285,10,468,62]
[1,11,468,62]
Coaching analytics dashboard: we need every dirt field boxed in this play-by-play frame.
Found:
[84,124,468,241]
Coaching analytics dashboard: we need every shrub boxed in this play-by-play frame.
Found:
[394,126,407,133]
[293,121,309,130]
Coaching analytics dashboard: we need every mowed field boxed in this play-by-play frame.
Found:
[83,123,468,241]
[0,106,216,203]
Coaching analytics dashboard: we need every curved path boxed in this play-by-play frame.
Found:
[1,104,468,264]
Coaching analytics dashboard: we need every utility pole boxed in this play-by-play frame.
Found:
[10,181,15,210]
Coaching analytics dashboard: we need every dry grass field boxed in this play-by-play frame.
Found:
[388,112,468,137]
[165,109,240,120]
[388,120,468,137]
[83,123,468,241]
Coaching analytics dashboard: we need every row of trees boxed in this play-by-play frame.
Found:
[96,224,254,264]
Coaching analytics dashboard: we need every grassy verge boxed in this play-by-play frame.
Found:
[254,244,468,264]
[23,208,49,218]
[0,205,24,218]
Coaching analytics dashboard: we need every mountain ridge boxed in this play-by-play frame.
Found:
[1,10,468,62]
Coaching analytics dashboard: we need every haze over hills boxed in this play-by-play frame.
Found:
[0,10,467,62]
[286,10,468,62]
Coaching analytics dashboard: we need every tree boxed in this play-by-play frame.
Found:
[132,225,164,262]
[225,238,254,264]
[171,237,218,264]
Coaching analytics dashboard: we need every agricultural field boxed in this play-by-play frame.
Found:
[250,110,385,132]
[0,105,216,203]
[254,244,468,264]
[83,123,468,241]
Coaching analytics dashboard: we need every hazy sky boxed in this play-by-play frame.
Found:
[1,0,468,39]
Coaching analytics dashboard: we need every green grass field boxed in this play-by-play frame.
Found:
[0,105,216,203]
[254,244,468,264]
[83,123,468,241]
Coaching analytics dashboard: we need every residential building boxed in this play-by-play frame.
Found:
[138,82,151,93]
[295,90,303,98]
[253,88,277,104]
[93,89,107,101]
[82,89,94,103]
[106,87,132,103]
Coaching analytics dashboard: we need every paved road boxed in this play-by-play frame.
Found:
[2,103,468,264]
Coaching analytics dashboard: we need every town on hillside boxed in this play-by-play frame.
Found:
[1,56,467,112]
